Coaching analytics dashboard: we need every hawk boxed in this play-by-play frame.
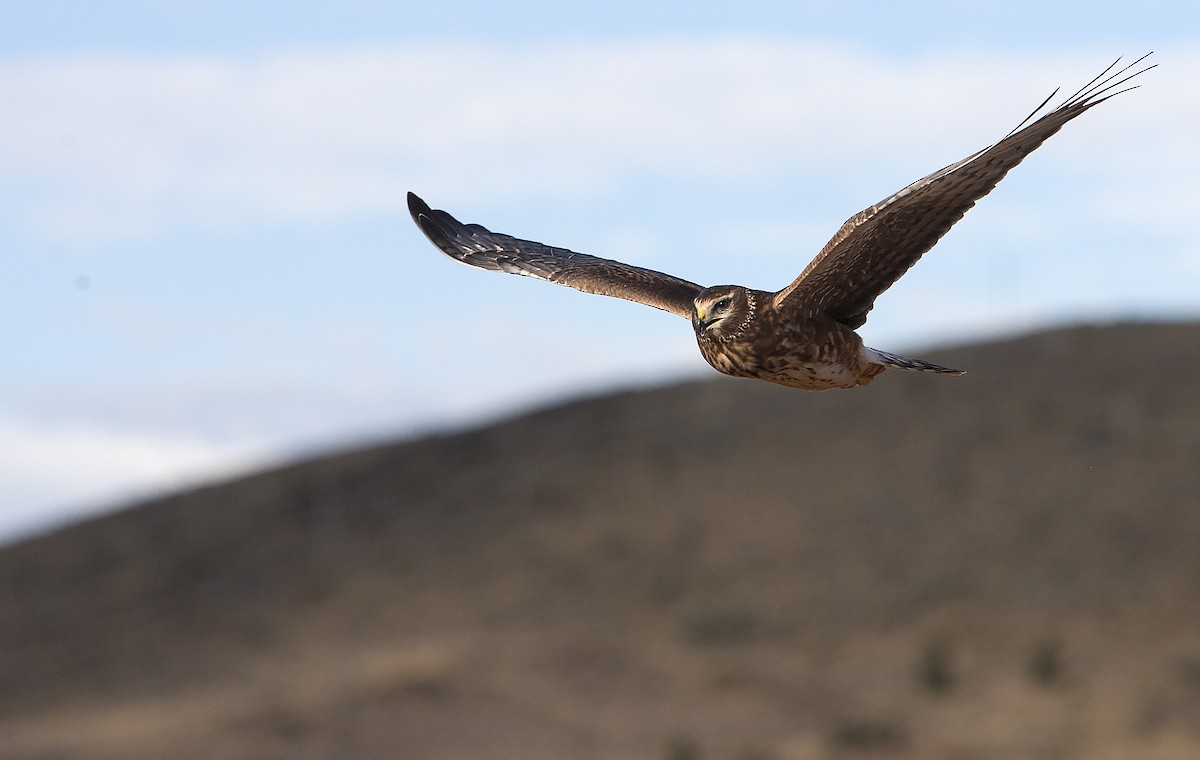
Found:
[409,56,1152,390]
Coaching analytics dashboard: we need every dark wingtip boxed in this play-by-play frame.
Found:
[406,191,446,251]
[406,191,430,223]
[406,192,462,257]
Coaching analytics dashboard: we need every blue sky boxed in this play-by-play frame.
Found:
[3,2,1198,540]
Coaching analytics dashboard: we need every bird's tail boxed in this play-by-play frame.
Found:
[865,347,964,375]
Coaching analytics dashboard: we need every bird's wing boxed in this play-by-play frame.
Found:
[408,193,703,319]
[775,54,1154,329]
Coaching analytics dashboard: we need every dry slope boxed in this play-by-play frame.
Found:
[2,322,1199,760]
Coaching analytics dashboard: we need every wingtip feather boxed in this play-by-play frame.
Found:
[407,191,430,222]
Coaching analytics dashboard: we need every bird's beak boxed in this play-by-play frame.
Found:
[693,305,707,329]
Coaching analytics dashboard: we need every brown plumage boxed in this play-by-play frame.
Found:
[408,56,1153,390]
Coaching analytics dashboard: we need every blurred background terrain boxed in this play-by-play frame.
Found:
[3,322,1200,759]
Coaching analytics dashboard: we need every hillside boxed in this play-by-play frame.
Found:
[2,322,1200,760]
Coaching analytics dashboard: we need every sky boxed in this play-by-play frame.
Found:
[2,2,1198,541]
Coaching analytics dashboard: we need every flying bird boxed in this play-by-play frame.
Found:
[409,56,1152,390]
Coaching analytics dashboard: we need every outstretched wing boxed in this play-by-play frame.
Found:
[408,193,703,318]
[775,54,1154,329]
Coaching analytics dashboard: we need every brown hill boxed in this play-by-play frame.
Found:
[2,322,1200,760]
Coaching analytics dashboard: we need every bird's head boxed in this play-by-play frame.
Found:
[692,286,756,341]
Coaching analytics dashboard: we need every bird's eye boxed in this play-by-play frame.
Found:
[714,297,733,311]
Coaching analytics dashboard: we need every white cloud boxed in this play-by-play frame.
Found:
[0,418,272,541]
[2,43,1190,248]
